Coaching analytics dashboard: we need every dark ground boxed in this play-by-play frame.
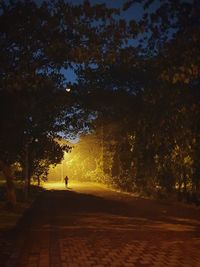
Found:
[1,183,200,267]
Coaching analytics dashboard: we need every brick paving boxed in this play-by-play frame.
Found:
[4,183,200,267]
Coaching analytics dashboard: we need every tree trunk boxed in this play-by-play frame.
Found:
[0,160,16,209]
[37,176,40,186]
[24,143,29,200]
[27,160,32,195]
[183,170,187,195]
[28,173,31,194]
[177,177,182,200]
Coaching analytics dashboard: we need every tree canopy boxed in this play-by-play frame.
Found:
[75,0,200,201]
[0,0,199,206]
[0,0,128,206]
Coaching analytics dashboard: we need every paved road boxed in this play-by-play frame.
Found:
[6,183,200,267]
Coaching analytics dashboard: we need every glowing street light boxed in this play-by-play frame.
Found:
[66,88,71,92]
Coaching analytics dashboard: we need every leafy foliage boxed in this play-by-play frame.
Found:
[0,0,126,205]
[76,0,200,202]
[0,0,199,206]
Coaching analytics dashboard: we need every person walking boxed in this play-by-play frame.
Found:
[64,175,69,188]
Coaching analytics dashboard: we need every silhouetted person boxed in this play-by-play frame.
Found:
[64,175,69,188]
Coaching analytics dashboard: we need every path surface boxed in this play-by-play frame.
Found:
[5,182,200,267]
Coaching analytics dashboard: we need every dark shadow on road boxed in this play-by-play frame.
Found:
[14,189,200,239]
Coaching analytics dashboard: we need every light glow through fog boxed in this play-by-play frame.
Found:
[47,135,103,183]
